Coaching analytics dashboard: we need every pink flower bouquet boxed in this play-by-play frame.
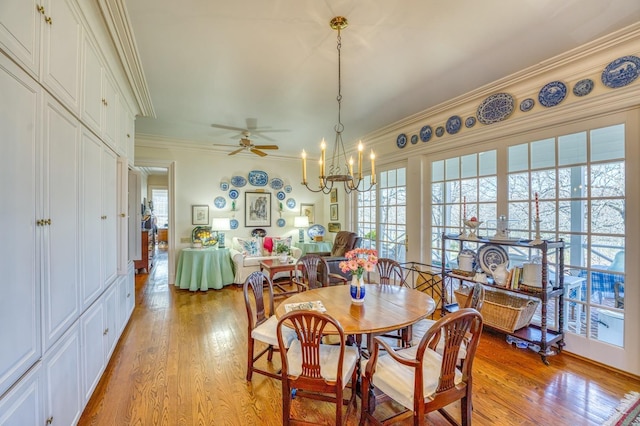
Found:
[339,248,378,279]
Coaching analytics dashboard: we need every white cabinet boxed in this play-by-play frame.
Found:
[0,0,83,113]
[43,322,83,426]
[0,364,44,426]
[104,283,119,359]
[102,146,118,284]
[117,157,129,275]
[0,54,42,397]
[80,296,106,403]
[41,93,81,352]
[117,266,135,335]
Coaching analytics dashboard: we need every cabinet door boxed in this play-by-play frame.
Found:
[0,364,44,426]
[41,0,82,114]
[126,112,135,165]
[126,262,135,319]
[117,156,128,275]
[102,73,118,148]
[0,55,42,397]
[104,283,119,359]
[0,0,44,78]
[41,94,81,351]
[43,323,82,426]
[80,298,105,403]
[81,129,104,309]
[102,146,118,285]
[81,34,103,135]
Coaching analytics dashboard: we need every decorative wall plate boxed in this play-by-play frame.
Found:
[270,178,284,190]
[465,117,476,128]
[538,81,567,107]
[277,218,286,227]
[228,189,239,199]
[230,219,239,230]
[284,185,292,193]
[248,170,268,186]
[214,196,226,209]
[477,243,509,276]
[446,115,462,134]
[476,93,515,124]
[435,126,445,137]
[231,176,247,187]
[286,198,296,209]
[519,98,535,112]
[410,134,419,144]
[220,181,229,191]
[307,224,326,239]
[396,133,407,148]
[251,228,267,237]
[601,55,640,88]
[420,125,432,142]
[276,191,286,200]
[573,78,594,97]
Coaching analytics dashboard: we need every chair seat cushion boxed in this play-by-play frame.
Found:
[411,319,468,359]
[364,346,462,410]
[252,315,297,348]
[286,340,358,386]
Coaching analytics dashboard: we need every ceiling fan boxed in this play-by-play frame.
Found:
[211,117,289,142]
[219,131,279,157]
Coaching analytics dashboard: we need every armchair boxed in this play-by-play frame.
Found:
[313,231,362,283]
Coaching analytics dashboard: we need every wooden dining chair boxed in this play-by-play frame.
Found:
[276,310,359,425]
[243,271,297,381]
[371,257,406,286]
[292,254,346,292]
[360,308,483,426]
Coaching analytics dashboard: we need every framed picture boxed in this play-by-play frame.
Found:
[330,203,339,221]
[330,188,338,203]
[300,203,315,225]
[328,222,341,233]
[245,192,271,227]
[192,205,209,225]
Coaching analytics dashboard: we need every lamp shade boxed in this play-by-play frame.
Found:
[294,216,309,228]
[212,218,231,231]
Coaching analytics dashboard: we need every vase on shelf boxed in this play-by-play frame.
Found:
[350,275,366,304]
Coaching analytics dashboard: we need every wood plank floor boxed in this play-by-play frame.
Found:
[79,248,640,425]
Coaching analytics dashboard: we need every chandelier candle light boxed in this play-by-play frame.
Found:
[301,16,376,194]
[339,248,378,303]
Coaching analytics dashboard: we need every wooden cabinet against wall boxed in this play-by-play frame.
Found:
[134,230,154,273]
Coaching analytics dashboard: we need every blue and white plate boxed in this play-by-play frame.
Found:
[220,181,229,191]
[286,198,296,209]
[228,189,239,199]
[284,185,292,193]
[231,175,247,187]
[477,93,515,124]
[601,55,640,88]
[396,133,407,149]
[251,228,267,237]
[573,78,594,97]
[519,98,535,112]
[538,81,567,107]
[435,126,445,137]
[420,125,432,142]
[465,117,476,128]
[277,218,286,227]
[230,219,239,230]
[477,243,509,276]
[410,134,419,144]
[307,224,326,239]
[276,191,286,200]
[214,196,226,209]
[446,115,462,134]
[270,177,284,190]
[248,170,268,186]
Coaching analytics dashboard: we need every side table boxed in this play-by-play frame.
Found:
[175,247,234,291]
[260,259,299,297]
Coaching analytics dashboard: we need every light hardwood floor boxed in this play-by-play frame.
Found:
[79,248,640,425]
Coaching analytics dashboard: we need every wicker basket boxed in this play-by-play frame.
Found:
[455,286,540,333]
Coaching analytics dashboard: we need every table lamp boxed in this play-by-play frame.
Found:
[212,218,231,248]
[294,216,309,243]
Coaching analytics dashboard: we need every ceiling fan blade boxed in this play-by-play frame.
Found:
[211,123,247,132]
[228,147,245,156]
[250,148,268,157]
[253,145,279,150]
[252,129,290,133]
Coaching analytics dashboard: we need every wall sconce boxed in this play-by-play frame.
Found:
[294,216,309,243]
[212,218,231,248]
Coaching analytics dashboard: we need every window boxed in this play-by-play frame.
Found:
[151,188,169,228]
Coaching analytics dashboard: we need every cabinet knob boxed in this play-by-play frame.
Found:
[103,328,109,335]
[46,416,53,425]
[46,218,52,225]
[127,133,130,138]
[36,219,43,226]
[120,213,126,218]
[36,4,45,14]
[101,215,107,220]
[45,16,52,25]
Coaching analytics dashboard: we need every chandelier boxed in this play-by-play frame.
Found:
[301,16,376,194]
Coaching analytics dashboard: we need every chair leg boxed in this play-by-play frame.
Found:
[282,382,292,426]
[461,394,472,426]
[246,338,254,381]
[336,386,343,425]
[359,375,370,426]
[267,345,274,361]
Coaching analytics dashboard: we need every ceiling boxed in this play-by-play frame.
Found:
[125,0,640,158]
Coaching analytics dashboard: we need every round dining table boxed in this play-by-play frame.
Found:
[275,284,436,338]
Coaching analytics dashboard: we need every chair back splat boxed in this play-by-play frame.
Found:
[292,254,331,291]
[373,258,405,286]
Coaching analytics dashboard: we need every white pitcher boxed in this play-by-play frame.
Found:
[489,261,509,286]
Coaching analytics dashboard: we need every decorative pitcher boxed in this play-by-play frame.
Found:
[350,275,366,303]
[489,261,509,286]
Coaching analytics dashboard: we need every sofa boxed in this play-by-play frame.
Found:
[228,235,302,284]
